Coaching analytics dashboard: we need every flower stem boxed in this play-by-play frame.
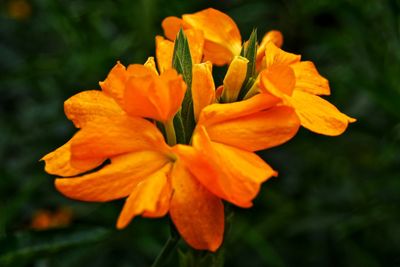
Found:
[151,226,180,267]
[164,119,177,146]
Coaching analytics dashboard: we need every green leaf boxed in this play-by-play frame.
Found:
[172,29,195,143]
[238,29,258,100]
[0,227,111,266]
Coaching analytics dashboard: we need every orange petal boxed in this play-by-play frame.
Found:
[265,42,301,68]
[42,140,104,177]
[260,64,296,97]
[64,90,124,128]
[183,8,242,65]
[221,56,249,102]
[290,61,330,95]
[55,151,170,202]
[71,115,168,160]
[192,62,215,121]
[256,30,284,71]
[144,57,159,75]
[169,160,224,252]
[162,16,185,41]
[185,29,205,64]
[124,67,186,122]
[206,106,300,151]
[116,163,173,229]
[99,61,127,105]
[155,36,174,73]
[176,127,277,207]
[288,90,356,136]
[203,41,237,66]
[198,93,280,127]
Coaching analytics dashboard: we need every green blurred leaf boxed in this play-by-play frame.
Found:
[238,29,257,100]
[0,227,111,266]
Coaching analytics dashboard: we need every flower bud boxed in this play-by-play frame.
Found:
[221,56,249,103]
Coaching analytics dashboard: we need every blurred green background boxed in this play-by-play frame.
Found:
[1,0,400,266]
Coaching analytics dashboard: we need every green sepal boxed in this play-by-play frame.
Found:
[238,29,258,100]
[172,29,196,144]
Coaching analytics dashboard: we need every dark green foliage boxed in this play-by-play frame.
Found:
[0,0,400,266]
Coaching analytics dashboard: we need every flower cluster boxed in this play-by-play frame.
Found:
[42,8,355,252]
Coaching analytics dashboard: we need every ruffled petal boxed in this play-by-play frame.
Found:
[256,30,283,71]
[260,64,296,97]
[183,8,241,65]
[265,42,301,68]
[42,140,104,177]
[155,36,174,73]
[124,67,186,122]
[169,160,224,252]
[198,93,279,127]
[288,90,356,136]
[55,151,170,202]
[192,62,215,121]
[176,127,277,207]
[70,115,168,160]
[206,106,300,151]
[291,61,330,95]
[99,62,127,105]
[116,163,173,229]
[64,90,124,128]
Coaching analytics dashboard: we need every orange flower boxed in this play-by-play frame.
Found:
[162,8,241,65]
[256,42,355,135]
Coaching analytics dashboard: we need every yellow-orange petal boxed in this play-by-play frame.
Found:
[256,30,284,71]
[192,62,215,121]
[206,106,300,151]
[55,151,170,202]
[288,90,356,136]
[116,163,173,229]
[265,42,301,68]
[221,56,249,103]
[124,68,186,122]
[183,8,242,65]
[155,36,174,73]
[42,140,104,177]
[291,61,331,95]
[70,115,168,160]
[169,160,224,252]
[185,29,205,64]
[144,57,159,75]
[176,127,277,207]
[162,16,186,41]
[64,90,124,128]
[260,64,296,97]
[99,61,127,105]
[198,93,280,127]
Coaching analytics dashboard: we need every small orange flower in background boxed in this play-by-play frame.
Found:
[42,7,355,256]
[31,207,72,230]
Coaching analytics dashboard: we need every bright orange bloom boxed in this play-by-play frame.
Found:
[258,42,355,135]
[162,8,241,65]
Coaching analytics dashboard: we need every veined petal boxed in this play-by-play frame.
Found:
[123,67,186,122]
[42,140,104,177]
[198,93,280,127]
[170,160,224,252]
[71,115,168,160]
[256,30,283,71]
[162,16,186,41]
[99,61,127,105]
[185,29,205,64]
[192,62,215,121]
[288,90,356,136]
[260,65,296,97]
[55,151,170,202]
[64,90,124,128]
[155,36,174,73]
[183,8,242,65]
[265,42,301,68]
[176,127,277,207]
[291,61,330,95]
[116,163,173,229]
[206,106,300,151]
